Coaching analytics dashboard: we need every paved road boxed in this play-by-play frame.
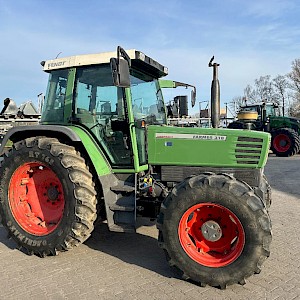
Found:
[0,155,300,300]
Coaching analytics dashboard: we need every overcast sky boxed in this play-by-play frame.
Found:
[0,0,299,114]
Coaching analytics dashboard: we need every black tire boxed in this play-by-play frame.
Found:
[0,137,97,256]
[253,175,272,210]
[157,173,272,289]
[261,175,272,209]
[271,128,300,157]
[227,121,244,129]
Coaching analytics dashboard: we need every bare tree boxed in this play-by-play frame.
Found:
[287,59,300,116]
[243,76,275,104]
[288,101,300,117]
[272,75,289,115]
[254,75,274,102]
[229,77,275,116]
[288,59,300,94]
[229,96,246,117]
[243,84,256,103]
[230,58,300,117]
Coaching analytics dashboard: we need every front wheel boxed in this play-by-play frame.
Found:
[157,173,272,288]
[0,137,97,256]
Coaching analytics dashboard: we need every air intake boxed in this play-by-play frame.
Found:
[235,136,263,165]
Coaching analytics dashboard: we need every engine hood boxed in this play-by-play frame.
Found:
[146,125,271,168]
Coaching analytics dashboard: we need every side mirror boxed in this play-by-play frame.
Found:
[110,46,131,88]
[173,81,197,108]
[191,88,196,107]
[110,58,130,87]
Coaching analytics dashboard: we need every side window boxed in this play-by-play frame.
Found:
[266,105,275,117]
[76,83,92,111]
[41,69,68,123]
[95,86,124,125]
[74,65,132,166]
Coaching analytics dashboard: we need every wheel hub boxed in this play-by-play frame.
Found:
[279,139,287,147]
[201,220,222,242]
[273,133,291,152]
[47,186,59,201]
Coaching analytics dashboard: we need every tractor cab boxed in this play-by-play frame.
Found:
[239,103,280,119]
[230,102,281,131]
[41,49,169,169]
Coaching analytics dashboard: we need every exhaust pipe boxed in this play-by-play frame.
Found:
[209,56,220,128]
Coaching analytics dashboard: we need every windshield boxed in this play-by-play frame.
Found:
[241,106,260,113]
[241,104,280,117]
[130,77,166,125]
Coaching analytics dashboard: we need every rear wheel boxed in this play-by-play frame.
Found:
[157,173,272,288]
[271,128,300,157]
[0,137,97,256]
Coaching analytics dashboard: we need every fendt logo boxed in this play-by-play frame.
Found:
[47,61,66,68]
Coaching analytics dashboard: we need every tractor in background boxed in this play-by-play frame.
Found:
[228,102,300,157]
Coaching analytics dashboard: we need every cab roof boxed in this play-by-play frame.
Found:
[42,49,168,79]
[241,102,275,107]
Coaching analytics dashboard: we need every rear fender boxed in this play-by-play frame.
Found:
[0,125,111,176]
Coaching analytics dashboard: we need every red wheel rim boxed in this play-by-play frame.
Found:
[178,203,245,267]
[273,134,291,152]
[9,162,65,236]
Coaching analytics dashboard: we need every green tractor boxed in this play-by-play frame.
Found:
[0,47,272,289]
[228,102,300,157]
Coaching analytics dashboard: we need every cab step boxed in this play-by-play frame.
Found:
[100,174,136,233]
[109,204,135,212]
[110,184,135,193]
[109,224,135,233]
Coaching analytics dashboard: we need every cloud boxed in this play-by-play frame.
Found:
[241,0,295,19]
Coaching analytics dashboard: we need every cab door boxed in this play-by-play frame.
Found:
[73,65,134,168]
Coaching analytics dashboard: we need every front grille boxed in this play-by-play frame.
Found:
[235,149,261,154]
[235,155,261,159]
[236,144,262,148]
[237,137,263,143]
[235,136,263,165]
